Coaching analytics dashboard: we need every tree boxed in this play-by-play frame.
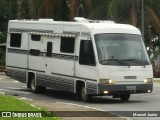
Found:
[89,0,108,20]
[82,0,92,18]
[17,0,24,19]
[28,0,36,19]
[69,0,78,21]
[39,0,59,18]
[107,0,160,58]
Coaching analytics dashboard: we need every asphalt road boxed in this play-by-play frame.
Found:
[0,74,160,120]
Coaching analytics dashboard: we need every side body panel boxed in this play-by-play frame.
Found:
[5,20,153,96]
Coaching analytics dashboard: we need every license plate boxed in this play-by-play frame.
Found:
[126,86,136,90]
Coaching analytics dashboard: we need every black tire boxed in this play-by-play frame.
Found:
[120,94,130,101]
[30,78,46,93]
[81,86,92,102]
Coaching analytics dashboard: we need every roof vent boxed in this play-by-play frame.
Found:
[74,17,89,23]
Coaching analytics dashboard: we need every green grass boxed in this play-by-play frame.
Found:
[0,94,60,120]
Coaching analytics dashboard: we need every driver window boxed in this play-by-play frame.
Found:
[79,40,96,66]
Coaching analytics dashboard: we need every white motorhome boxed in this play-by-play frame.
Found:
[6,17,153,102]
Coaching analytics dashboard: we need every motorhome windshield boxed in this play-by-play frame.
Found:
[95,34,151,66]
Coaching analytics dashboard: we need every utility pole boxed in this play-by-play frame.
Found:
[142,0,144,40]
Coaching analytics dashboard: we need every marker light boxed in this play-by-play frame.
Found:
[109,79,115,84]
[144,79,148,83]
[99,79,115,84]
[144,78,152,84]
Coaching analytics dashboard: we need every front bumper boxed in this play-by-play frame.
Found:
[98,83,153,95]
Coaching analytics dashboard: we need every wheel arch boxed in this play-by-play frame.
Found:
[27,72,35,88]
[76,80,86,94]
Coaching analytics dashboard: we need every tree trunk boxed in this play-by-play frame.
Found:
[17,0,24,19]
[45,0,53,18]
[145,6,160,37]
[39,0,58,18]
[82,0,92,18]
[129,5,137,26]
[28,0,36,19]
[146,26,152,57]
[69,0,78,21]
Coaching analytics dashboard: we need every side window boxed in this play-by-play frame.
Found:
[79,40,96,66]
[46,42,52,57]
[31,35,41,41]
[60,37,75,53]
[30,49,40,56]
[10,33,21,47]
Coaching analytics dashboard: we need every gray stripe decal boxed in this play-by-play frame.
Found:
[7,48,78,61]
[51,53,78,61]
[51,72,97,82]
[9,28,53,33]
[9,29,90,37]
[7,69,26,76]
[87,83,97,90]
[7,66,45,73]
[37,74,74,86]
[8,48,28,54]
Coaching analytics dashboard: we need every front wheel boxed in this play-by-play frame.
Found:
[30,78,46,93]
[81,86,92,102]
[120,94,130,101]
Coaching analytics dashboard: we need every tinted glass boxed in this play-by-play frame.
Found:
[95,34,150,66]
[10,33,21,47]
[60,37,75,53]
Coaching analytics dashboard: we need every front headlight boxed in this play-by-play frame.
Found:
[144,78,152,84]
[99,79,115,84]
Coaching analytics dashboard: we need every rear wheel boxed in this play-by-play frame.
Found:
[120,94,130,101]
[81,86,92,102]
[30,78,46,93]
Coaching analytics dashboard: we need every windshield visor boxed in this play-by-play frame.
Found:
[95,34,151,66]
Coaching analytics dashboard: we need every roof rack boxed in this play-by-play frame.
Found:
[74,17,114,23]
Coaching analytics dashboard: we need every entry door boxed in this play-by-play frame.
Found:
[28,34,45,72]
[51,37,75,76]
[45,42,53,74]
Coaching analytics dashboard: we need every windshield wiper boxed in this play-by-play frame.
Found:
[100,59,130,67]
[123,59,146,67]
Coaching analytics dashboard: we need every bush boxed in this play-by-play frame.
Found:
[0,47,5,66]
[0,32,6,43]
[0,32,6,66]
